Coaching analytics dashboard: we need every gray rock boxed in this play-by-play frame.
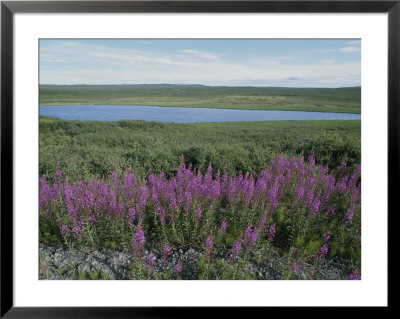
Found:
[92,251,107,261]
[77,262,91,273]
[72,251,86,264]
[39,244,354,280]
[58,260,71,272]
[53,252,63,266]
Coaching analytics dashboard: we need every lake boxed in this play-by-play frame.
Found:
[39,105,361,123]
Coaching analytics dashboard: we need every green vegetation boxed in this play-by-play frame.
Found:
[39,114,361,280]
[39,85,361,114]
[101,273,109,280]
[78,271,86,280]
[40,151,361,280]
[89,270,99,280]
[39,116,360,183]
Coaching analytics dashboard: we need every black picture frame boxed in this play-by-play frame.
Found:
[1,0,396,317]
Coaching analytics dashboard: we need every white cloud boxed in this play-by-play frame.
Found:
[273,56,295,60]
[180,49,198,54]
[321,59,335,64]
[338,47,361,53]
[179,49,218,60]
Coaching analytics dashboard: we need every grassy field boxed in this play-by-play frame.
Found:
[39,85,361,114]
[39,116,361,183]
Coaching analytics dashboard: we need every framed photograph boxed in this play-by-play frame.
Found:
[1,0,395,316]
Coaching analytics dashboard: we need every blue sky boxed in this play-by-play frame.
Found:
[40,39,361,87]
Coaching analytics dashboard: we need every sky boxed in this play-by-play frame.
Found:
[40,39,361,87]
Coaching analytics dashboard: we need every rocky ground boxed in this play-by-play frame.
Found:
[39,244,356,280]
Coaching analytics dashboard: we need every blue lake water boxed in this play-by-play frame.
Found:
[39,105,361,123]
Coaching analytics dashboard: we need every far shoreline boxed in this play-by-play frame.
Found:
[39,103,361,115]
[39,85,361,114]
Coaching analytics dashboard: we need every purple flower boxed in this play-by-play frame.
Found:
[243,226,258,248]
[205,237,213,261]
[337,176,349,194]
[55,169,63,179]
[327,206,336,217]
[133,227,145,259]
[127,207,136,223]
[308,153,315,169]
[137,183,148,213]
[342,209,355,225]
[184,191,192,213]
[162,244,171,262]
[111,170,121,191]
[296,186,305,201]
[220,219,227,234]
[348,173,358,189]
[117,201,125,215]
[256,215,266,231]
[176,262,182,276]
[306,177,315,190]
[323,231,331,242]
[72,220,84,238]
[340,161,347,170]
[205,237,213,249]
[267,183,279,210]
[166,190,178,213]
[156,204,166,225]
[348,269,361,280]
[123,173,136,200]
[304,191,314,208]
[210,181,221,203]
[54,170,63,186]
[89,214,97,226]
[318,164,328,176]
[60,224,69,237]
[228,241,242,264]
[316,243,329,259]
[267,223,276,241]
[195,207,202,224]
[83,190,94,211]
[147,253,156,268]
[310,197,320,215]
[39,177,52,209]
[204,163,213,184]
[151,192,159,205]
[292,260,300,273]
[107,199,118,215]
[351,186,361,203]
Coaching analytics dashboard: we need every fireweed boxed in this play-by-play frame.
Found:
[175,262,183,278]
[162,244,171,262]
[205,237,213,262]
[348,269,361,280]
[147,253,156,269]
[39,154,361,279]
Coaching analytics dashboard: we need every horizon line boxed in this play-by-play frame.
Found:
[39,83,361,89]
